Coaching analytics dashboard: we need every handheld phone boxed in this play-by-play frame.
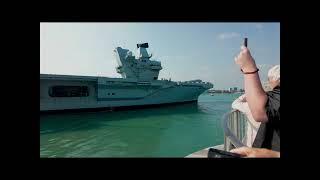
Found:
[207,148,244,158]
[244,38,248,47]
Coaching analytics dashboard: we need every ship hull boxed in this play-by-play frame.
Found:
[40,74,211,112]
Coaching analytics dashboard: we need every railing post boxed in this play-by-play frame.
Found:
[240,112,243,141]
[234,111,238,140]
[222,110,248,151]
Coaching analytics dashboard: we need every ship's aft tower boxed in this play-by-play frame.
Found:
[113,43,162,81]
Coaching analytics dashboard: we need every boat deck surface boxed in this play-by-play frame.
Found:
[185,144,224,158]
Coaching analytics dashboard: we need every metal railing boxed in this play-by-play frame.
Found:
[186,109,255,158]
[222,109,249,151]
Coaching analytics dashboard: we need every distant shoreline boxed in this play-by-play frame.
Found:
[207,90,244,94]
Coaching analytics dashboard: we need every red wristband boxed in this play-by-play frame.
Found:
[241,68,259,74]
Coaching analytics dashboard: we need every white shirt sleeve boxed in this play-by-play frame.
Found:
[231,95,249,114]
[232,95,261,129]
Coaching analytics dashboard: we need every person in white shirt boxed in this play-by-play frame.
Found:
[232,94,261,147]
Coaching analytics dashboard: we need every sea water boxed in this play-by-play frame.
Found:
[40,93,241,157]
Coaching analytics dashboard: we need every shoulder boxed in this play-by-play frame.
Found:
[265,87,280,120]
[232,101,250,114]
[266,87,280,108]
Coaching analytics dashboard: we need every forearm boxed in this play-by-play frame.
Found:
[244,72,268,122]
[231,147,280,158]
[235,45,269,122]
[266,149,280,158]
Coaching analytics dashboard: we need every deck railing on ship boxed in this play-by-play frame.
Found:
[222,109,251,151]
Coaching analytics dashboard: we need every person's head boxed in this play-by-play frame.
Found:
[268,65,280,89]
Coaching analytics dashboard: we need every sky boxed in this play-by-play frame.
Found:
[40,22,280,90]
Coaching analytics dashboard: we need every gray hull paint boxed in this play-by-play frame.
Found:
[40,78,209,111]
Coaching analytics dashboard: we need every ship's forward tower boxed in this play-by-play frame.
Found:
[114,43,162,81]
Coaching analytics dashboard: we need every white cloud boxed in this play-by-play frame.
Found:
[255,24,263,30]
[217,32,240,40]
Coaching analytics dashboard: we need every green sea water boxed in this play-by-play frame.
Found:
[40,93,241,157]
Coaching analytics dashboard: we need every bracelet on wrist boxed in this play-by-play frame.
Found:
[241,68,259,74]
